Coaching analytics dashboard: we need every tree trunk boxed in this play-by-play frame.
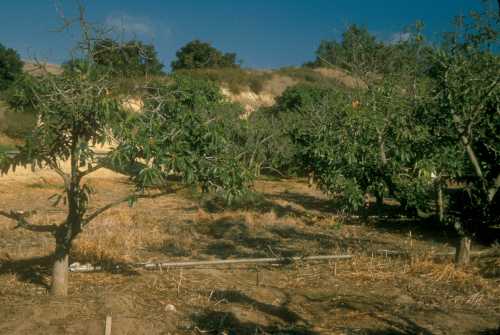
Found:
[436,183,445,223]
[455,236,471,267]
[375,193,384,208]
[51,241,70,296]
[308,171,314,187]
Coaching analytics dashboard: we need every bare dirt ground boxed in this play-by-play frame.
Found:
[0,166,499,334]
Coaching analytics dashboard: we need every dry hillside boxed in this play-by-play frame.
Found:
[0,65,362,147]
[22,61,63,76]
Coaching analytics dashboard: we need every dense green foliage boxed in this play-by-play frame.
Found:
[286,3,499,244]
[0,43,23,91]
[113,78,251,199]
[171,40,240,71]
[417,7,500,235]
[63,39,164,77]
[291,81,433,212]
[312,25,381,72]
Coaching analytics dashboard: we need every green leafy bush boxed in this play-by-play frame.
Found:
[171,40,240,71]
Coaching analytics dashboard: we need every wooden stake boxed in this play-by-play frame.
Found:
[105,315,112,335]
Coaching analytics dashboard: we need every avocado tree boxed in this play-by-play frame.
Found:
[244,83,340,177]
[0,10,250,296]
[93,39,164,76]
[420,4,500,265]
[291,78,433,213]
[0,66,250,297]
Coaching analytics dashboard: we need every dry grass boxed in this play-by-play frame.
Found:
[174,68,272,94]
[72,208,164,264]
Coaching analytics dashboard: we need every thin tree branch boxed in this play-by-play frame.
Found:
[451,113,484,181]
[47,161,70,188]
[79,163,104,178]
[0,210,57,233]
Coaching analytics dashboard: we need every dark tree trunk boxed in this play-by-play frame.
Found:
[455,236,471,267]
[436,182,445,223]
[375,192,384,208]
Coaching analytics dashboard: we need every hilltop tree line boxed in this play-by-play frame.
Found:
[60,38,240,77]
[0,1,498,296]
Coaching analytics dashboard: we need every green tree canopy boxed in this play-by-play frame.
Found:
[63,39,164,77]
[313,25,382,74]
[421,35,500,237]
[0,43,23,91]
[311,23,433,78]
[171,40,240,71]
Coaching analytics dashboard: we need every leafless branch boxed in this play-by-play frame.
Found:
[0,210,57,233]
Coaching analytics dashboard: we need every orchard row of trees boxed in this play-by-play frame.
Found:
[0,1,498,297]
[250,3,499,265]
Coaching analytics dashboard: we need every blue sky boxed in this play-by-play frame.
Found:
[0,1,487,70]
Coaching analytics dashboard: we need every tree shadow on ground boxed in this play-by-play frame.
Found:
[200,191,309,220]
[472,327,500,335]
[182,215,401,260]
[194,216,288,259]
[0,255,52,288]
[268,190,459,246]
[269,224,399,253]
[476,252,500,279]
[192,289,318,335]
[0,254,139,289]
[328,295,435,335]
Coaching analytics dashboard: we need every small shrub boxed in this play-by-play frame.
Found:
[174,68,271,94]
[1,109,37,139]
